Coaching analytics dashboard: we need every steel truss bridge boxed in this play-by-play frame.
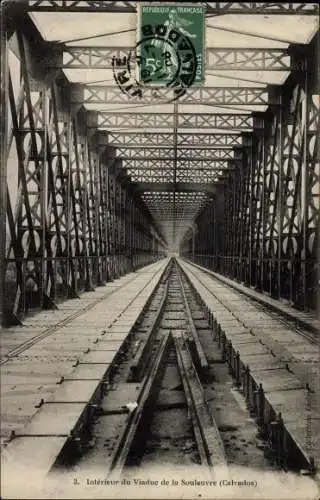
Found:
[0,1,319,325]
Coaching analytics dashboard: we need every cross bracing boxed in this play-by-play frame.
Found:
[115,148,237,160]
[94,112,255,130]
[127,171,225,183]
[25,2,319,14]
[1,1,319,324]
[79,85,271,106]
[136,183,217,194]
[122,160,235,170]
[59,47,292,71]
[142,192,209,221]
[106,133,244,148]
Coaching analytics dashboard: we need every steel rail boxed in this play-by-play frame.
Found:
[184,260,319,345]
[108,332,171,477]
[129,280,169,382]
[176,266,209,382]
[175,337,227,470]
[0,263,167,365]
[179,260,319,392]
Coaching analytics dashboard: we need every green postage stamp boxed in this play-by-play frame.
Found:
[137,4,205,86]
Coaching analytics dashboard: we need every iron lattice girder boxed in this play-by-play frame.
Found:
[74,85,272,106]
[128,167,231,176]
[129,173,223,183]
[127,167,234,174]
[59,47,291,71]
[122,159,236,169]
[116,148,238,160]
[26,1,319,14]
[136,182,216,193]
[129,172,223,178]
[107,132,244,148]
[92,112,256,130]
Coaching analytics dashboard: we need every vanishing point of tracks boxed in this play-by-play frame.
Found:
[53,259,297,478]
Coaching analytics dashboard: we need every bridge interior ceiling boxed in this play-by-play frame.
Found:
[1,1,319,322]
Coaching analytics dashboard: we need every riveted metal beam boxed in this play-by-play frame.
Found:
[91,112,256,130]
[106,132,244,148]
[135,182,217,194]
[122,159,238,169]
[57,46,291,71]
[73,85,272,106]
[115,148,239,160]
[25,1,319,15]
[127,166,234,173]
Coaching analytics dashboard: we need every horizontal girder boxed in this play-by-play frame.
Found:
[60,47,291,71]
[93,112,256,130]
[129,173,225,183]
[135,182,217,194]
[116,148,237,160]
[127,167,232,174]
[75,85,271,106]
[26,2,319,14]
[122,159,235,169]
[106,132,244,148]
[2,0,319,321]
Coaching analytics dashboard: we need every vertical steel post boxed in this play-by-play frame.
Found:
[301,68,308,310]
[40,88,48,308]
[123,185,127,272]
[277,93,283,299]
[66,119,73,295]
[118,182,121,274]
[173,101,178,252]
[129,196,133,270]
[192,224,195,262]
[249,143,253,286]
[95,154,101,283]
[261,124,266,292]
[0,8,8,324]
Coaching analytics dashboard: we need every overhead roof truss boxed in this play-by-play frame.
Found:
[6,0,317,251]
[93,112,256,130]
[26,1,319,14]
[106,132,245,148]
[75,85,272,106]
[115,148,238,160]
[122,159,237,170]
[58,46,292,71]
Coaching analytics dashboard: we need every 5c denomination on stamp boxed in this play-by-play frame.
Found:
[112,4,205,103]
[112,27,197,103]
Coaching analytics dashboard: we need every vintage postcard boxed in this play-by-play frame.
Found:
[0,1,319,499]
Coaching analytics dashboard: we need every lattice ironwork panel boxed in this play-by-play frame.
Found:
[178,113,254,130]
[61,47,291,71]
[281,85,305,262]
[251,139,264,260]
[107,132,243,148]
[264,113,281,261]
[96,112,254,130]
[5,32,47,317]
[116,148,236,160]
[187,72,319,310]
[127,167,229,175]
[27,1,319,14]
[46,84,71,298]
[129,170,221,183]
[122,159,233,169]
[82,86,270,106]
[306,94,319,260]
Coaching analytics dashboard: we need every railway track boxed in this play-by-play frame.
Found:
[0,264,165,365]
[183,262,319,363]
[187,262,319,345]
[3,258,316,483]
[51,260,285,477]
